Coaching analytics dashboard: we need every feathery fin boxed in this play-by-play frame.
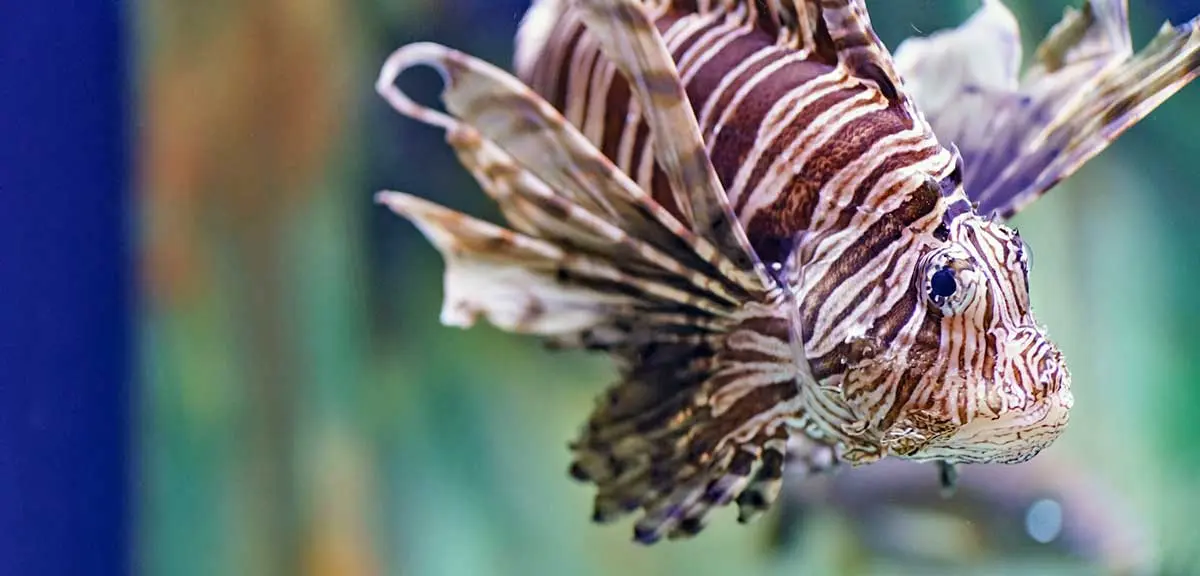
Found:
[570,0,771,288]
[376,40,817,543]
[894,0,1200,218]
[377,42,766,295]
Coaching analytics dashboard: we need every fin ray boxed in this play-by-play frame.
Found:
[894,0,1200,217]
[377,42,767,293]
[571,0,771,286]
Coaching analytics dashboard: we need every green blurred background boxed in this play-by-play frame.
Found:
[137,1,1200,574]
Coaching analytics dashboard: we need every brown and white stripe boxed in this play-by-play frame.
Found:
[515,0,980,448]
[368,0,1199,545]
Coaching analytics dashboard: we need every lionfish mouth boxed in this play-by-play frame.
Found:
[930,392,1073,465]
[916,341,1074,465]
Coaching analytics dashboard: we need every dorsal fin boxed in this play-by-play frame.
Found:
[812,1,905,103]
[894,0,1200,218]
[520,0,915,107]
[669,1,912,104]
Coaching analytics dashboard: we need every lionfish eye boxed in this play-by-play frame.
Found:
[922,251,980,316]
[930,268,957,298]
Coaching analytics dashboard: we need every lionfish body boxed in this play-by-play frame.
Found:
[377,0,1200,543]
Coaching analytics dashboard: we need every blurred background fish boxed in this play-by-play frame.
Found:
[137,1,1200,575]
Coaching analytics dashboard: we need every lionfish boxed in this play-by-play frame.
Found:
[376,0,1200,543]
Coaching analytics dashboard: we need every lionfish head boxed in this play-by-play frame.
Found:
[845,209,1073,465]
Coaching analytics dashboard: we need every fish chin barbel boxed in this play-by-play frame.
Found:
[375,0,1199,543]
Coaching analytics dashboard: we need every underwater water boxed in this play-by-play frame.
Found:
[137,1,1200,574]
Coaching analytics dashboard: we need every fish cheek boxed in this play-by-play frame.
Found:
[837,340,901,439]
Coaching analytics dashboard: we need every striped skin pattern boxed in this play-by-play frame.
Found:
[376,0,1198,544]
